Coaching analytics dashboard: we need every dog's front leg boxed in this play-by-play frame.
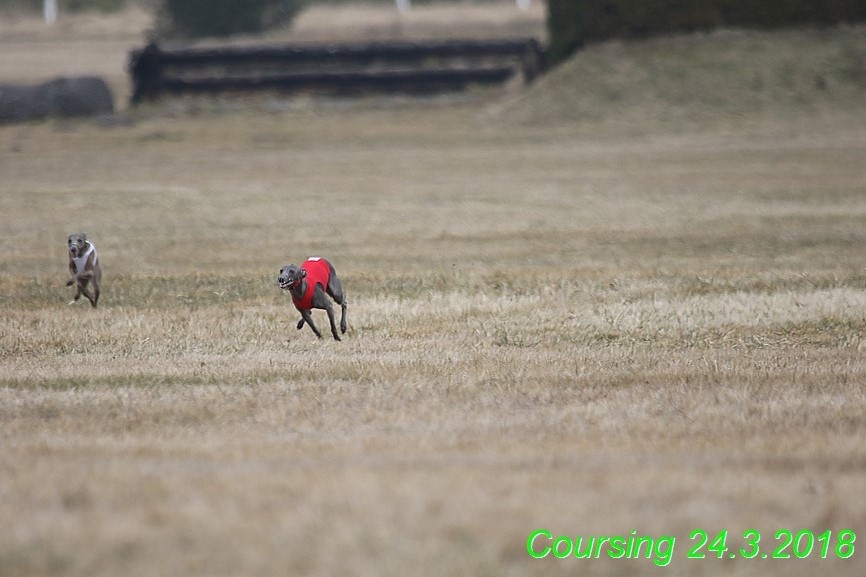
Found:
[67,260,77,287]
[66,269,92,287]
[69,285,82,305]
[300,309,322,339]
[67,269,82,303]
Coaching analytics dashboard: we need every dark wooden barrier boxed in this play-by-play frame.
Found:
[128,38,545,103]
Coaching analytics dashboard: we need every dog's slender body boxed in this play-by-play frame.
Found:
[278,257,347,341]
[66,233,101,307]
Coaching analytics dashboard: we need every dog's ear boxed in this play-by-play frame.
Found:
[82,232,88,240]
[301,269,307,278]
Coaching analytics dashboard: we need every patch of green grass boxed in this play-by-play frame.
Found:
[499,25,866,132]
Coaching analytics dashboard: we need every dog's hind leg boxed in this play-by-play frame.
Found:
[83,286,97,308]
[80,280,98,308]
[323,300,341,341]
[326,274,347,334]
[329,292,347,335]
[92,268,101,307]
[337,298,347,334]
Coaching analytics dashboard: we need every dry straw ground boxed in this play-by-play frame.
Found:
[2,3,866,577]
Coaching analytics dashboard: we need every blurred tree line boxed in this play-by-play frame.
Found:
[6,0,865,56]
[0,0,482,36]
[157,0,300,37]
[548,0,866,65]
[0,0,129,11]
[0,0,301,36]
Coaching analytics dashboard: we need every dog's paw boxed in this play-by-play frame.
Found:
[296,319,305,330]
[68,299,77,306]
[66,279,74,286]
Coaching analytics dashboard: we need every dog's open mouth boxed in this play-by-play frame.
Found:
[279,278,296,290]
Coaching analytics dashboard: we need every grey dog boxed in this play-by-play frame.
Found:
[66,232,101,307]
[278,257,347,341]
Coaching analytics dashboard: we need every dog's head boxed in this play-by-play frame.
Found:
[278,264,306,290]
[68,233,89,258]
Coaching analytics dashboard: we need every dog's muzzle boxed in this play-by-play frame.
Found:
[278,276,296,290]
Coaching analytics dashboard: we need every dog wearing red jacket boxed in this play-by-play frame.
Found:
[278,257,347,341]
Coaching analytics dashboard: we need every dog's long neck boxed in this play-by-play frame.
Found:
[71,242,96,272]
[289,279,307,300]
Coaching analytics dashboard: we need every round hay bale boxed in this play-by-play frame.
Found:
[0,76,114,123]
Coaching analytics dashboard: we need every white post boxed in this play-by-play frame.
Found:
[396,0,410,13]
[44,0,58,25]
[517,0,531,11]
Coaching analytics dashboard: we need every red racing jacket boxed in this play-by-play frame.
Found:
[292,257,331,311]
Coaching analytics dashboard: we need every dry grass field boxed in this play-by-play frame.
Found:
[2,3,866,577]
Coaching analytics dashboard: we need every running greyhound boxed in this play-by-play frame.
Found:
[278,257,347,341]
[66,232,101,307]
